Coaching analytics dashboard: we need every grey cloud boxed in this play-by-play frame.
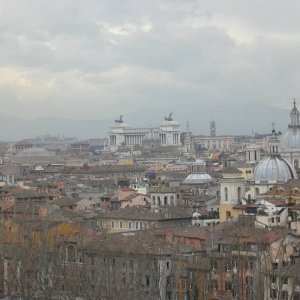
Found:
[0,0,299,138]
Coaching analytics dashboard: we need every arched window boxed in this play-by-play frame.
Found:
[226,211,231,220]
[255,188,259,197]
[170,196,174,205]
[164,196,168,205]
[237,187,241,203]
[158,196,161,206]
[225,187,228,201]
[152,196,156,206]
[67,245,76,262]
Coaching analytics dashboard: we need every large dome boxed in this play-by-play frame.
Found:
[11,147,61,165]
[281,101,300,150]
[254,155,297,183]
[281,127,300,150]
[15,148,53,157]
[182,173,215,184]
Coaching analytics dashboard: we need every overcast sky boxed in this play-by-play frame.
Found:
[0,0,300,128]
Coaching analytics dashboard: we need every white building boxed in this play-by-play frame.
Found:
[108,114,181,152]
[194,136,234,151]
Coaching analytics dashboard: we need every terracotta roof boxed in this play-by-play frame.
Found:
[222,167,243,174]
[98,206,191,221]
[83,231,199,255]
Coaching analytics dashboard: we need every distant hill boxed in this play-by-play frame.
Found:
[0,103,291,141]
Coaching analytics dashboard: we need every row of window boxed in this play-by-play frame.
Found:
[152,195,175,206]
[270,289,289,300]
[111,220,148,230]
[211,259,255,271]
[224,187,242,201]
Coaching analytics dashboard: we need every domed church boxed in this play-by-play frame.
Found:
[249,128,298,199]
[219,128,298,222]
[281,100,300,168]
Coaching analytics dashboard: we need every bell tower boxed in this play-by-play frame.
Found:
[268,123,280,155]
[210,121,216,137]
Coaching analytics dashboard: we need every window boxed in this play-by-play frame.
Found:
[128,222,132,229]
[67,245,76,262]
[211,259,218,271]
[225,187,228,201]
[273,262,278,270]
[232,288,237,297]
[129,259,133,272]
[225,282,232,291]
[211,280,218,290]
[246,276,253,286]
[237,187,241,203]
[111,221,115,228]
[182,279,187,290]
[119,221,123,229]
[281,276,288,285]
[293,292,300,300]
[152,196,156,206]
[170,196,174,205]
[255,188,259,196]
[225,261,231,272]
[270,289,277,298]
[164,196,168,205]
[166,261,170,269]
[271,275,277,284]
[281,290,288,300]
[136,222,139,229]
[233,260,237,269]
[226,211,231,220]
[248,243,258,251]
[282,260,288,267]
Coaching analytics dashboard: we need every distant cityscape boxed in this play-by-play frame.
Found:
[0,102,300,299]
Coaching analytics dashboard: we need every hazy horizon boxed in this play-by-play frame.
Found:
[0,103,293,141]
[0,1,299,140]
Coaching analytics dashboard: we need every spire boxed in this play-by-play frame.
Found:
[271,121,276,134]
[186,120,190,132]
[290,99,300,126]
